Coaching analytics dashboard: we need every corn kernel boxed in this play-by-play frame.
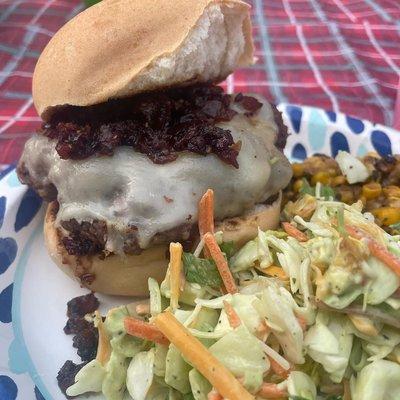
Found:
[362,182,382,200]
[383,185,400,199]
[340,190,354,204]
[311,171,331,186]
[387,197,400,208]
[327,168,338,177]
[359,196,367,206]
[372,207,400,226]
[292,163,304,178]
[331,175,346,187]
[293,179,304,192]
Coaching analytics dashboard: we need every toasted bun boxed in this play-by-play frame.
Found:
[33,0,254,121]
[44,194,281,296]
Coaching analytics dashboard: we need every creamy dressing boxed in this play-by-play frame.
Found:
[20,98,291,253]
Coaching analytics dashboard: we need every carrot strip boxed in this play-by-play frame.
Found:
[154,311,254,400]
[346,225,400,278]
[170,242,183,311]
[282,222,308,242]
[223,301,241,328]
[199,189,214,257]
[258,382,287,399]
[296,314,307,332]
[204,232,238,294]
[208,389,223,400]
[255,321,270,339]
[268,357,290,378]
[199,189,215,236]
[124,316,169,345]
[95,311,111,366]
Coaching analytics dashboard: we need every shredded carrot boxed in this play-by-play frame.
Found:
[346,225,400,278]
[256,321,270,338]
[258,382,287,399]
[259,265,288,281]
[343,378,352,400]
[199,189,215,236]
[223,301,241,328]
[95,311,111,365]
[296,314,307,332]
[282,222,308,242]
[124,316,169,345]
[208,389,223,400]
[204,232,238,294]
[268,357,290,378]
[154,311,254,400]
[170,242,183,311]
[199,189,215,257]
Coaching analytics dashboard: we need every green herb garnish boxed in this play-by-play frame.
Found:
[300,178,335,200]
[182,253,223,287]
[219,241,236,259]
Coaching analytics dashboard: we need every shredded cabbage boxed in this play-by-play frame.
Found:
[335,150,370,184]
[351,359,400,400]
[287,371,317,400]
[64,187,400,400]
[126,350,155,400]
[66,359,106,397]
[209,325,269,392]
[304,312,353,383]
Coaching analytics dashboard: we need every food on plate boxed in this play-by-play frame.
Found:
[58,188,400,400]
[16,0,292,295]
[284,151,400,234]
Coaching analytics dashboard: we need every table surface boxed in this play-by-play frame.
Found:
[0,0,400,168]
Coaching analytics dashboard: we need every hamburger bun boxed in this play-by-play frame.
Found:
[44,194,282,296]
[33,0,254,120]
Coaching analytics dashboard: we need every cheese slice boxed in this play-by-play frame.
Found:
[19,96,291,253]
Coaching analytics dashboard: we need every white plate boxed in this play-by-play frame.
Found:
[0,104,399,399]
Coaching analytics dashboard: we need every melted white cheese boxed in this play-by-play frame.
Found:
[20,98,291,253]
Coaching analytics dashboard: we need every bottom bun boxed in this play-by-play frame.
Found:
[44,193,282,296]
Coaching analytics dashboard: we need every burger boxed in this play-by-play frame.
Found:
[17,0,292,296]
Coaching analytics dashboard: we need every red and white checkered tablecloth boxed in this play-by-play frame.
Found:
[0,0,399,168]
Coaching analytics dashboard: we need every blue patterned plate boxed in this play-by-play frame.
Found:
[0,105,399,400]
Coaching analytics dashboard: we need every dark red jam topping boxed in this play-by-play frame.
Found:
[58,293,100,397]
[40,84,265,168]
[66,293,99,318]
[57,360,87,397]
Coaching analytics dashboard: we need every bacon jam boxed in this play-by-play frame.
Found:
[40,84,265,168]
[57,293,100,397]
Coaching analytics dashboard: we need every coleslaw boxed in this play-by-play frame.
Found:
[64,187,400,400]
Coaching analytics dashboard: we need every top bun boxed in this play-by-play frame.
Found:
[33,0,254,120]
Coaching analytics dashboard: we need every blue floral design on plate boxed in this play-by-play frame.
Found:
[0,375,18,400]
[0,196,5,229]
[0,237,18,275]
[14,188,42,232]
[371,129,392,156]
[0,284,13,323]
[346,115,364,134]
[325,110,336,122]
[330,131,350,157]
[286,105,302,133]
[35,386,45,400]
[291,143,307,160]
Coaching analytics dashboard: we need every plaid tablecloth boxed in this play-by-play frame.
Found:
[0,0,399,168]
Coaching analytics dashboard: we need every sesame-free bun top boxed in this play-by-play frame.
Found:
[33,0,254,120]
